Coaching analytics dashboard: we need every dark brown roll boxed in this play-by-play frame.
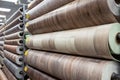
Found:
[28,0,43,10]
[0,69,8,80]
[5,16,23,31]
[26,0,75,20]
[6,7,23,24]
[26,0,120,34]
[24,65,57,80]
[4,44,24,54]
[4,31,23,40]
[3,23,23,35]
[2,65,17,80]
[24,50,120,80]
[26,23,120,60]
[5,39,23,46]
[4,50,23,66]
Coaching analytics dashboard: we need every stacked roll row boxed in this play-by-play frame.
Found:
[24,0,120,80]
[0,7,24,80]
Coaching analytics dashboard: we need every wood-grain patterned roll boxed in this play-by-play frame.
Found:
[0,69,8,80]
[4,58,23,79]
[26,0,75,20]
[4,31,23,40]
[26,23,120,60]
[5,16,23,31]
[4,50,23,66]
[24,65,57,80]
[5,39,23,46]
[28,0,43,10]
[6,7,23,24]
[26,0,120,34]
[25,49,120,80]
[3,23,23,35]
[4,44,24,54]
[2,65,17,80]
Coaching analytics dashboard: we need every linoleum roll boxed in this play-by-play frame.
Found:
[0,33,3,37]
[0,46,4,51]
[0,36,5,41]
[24,65,56,80]
[2,65,17,80]
[3,23,23,35]
[0,69,8,80]
[5,39,23,46]
[0,41,4,46]
[4,44,24,54]
[4,58,23,79]
[0,55,4,65]
[0,50,4,58]
[4,31,23,40]
[25,50,120,80]
[6,7,23,24]
[4,50,23,66]
[26,23,120,60]
[5,16,23,31]
[26,0,120,34]
[26,0,75,20]
[28,0,43,10]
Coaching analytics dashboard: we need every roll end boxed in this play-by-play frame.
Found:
[25,23,29,27]
[26,14,30,20]
[116,33,120,44]
[111,72,120,80]
[24,50,28,56]
[24,66,28,72]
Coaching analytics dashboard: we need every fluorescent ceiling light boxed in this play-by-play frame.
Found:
[0,20,3,22]
[0,8,11,12]
[1,0,18,3]
[0,15,6,18]
[0,23,4,24]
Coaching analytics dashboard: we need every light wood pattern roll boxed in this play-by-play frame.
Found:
[26,0,120,34]
[6,7,23,25]
[0,69,8,80]
[4,58,23,79]
[26,23,120,60]
[24,65,57,80]
[3,23,23,35]
[5,16,23,31]
[2,65,17,80]
[4,31,23,40]
[25,49,120,80]
[4,50,23,66]
[26,0,75,20]
[4,39,23,46]
[4,44,24,55]
[28,0,43,10]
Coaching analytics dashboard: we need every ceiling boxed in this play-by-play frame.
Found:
[0,0,28,26]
